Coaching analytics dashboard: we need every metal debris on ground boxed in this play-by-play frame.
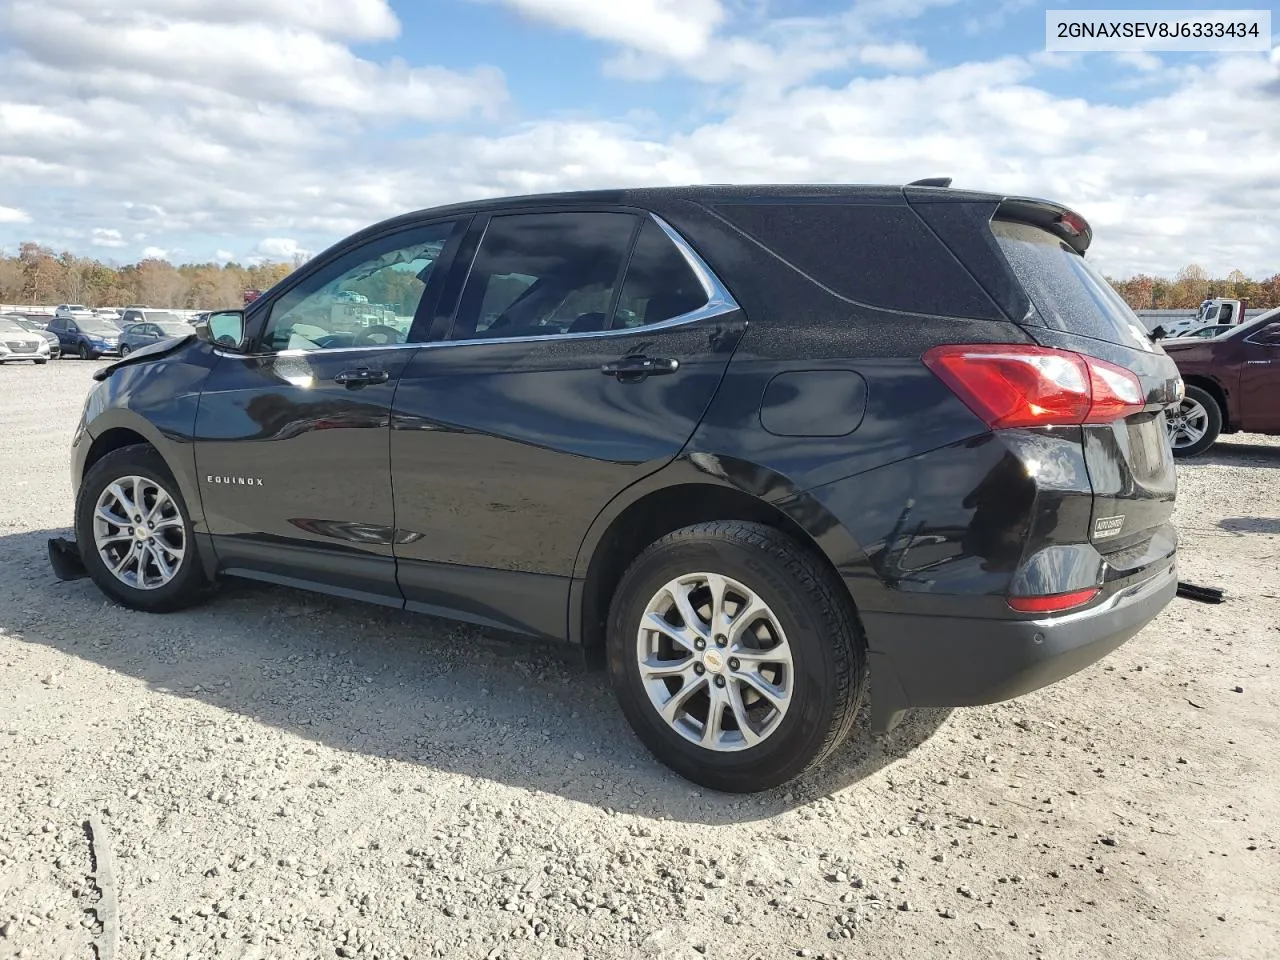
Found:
[86,814,119,960]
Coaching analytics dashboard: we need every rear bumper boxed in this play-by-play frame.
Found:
[863,556,1176,732]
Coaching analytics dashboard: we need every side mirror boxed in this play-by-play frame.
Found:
[197,310,246,351]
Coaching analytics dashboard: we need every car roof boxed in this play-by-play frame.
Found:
[328,181,1093,259]
[371,182,1000,223]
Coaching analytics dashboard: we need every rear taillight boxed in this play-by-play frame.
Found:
[1008,587,1100,614]
[923,344,1144,429]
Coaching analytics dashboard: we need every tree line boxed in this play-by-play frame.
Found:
[0,243,295,309]
[1105,265,1280,312]
[3,242,1279,314]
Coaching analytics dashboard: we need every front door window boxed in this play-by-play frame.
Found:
[262,221,462,352]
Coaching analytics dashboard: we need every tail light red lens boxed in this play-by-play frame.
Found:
[1057,211,1090,237]
[1008,587,1100,613]
[924,345,1145,429]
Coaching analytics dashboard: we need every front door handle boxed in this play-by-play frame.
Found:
[334,367,390,388]
[600,355,680,382]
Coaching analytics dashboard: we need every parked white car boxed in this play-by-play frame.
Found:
[54,304,97,322]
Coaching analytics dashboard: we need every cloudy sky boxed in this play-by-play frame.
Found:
[0,0,1277,277]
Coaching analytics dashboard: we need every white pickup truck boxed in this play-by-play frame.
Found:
[1155,298,1250,339]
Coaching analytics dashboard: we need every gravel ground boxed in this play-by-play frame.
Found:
[1,360,1277,960]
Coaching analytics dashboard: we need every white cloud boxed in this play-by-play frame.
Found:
[214,249,235,263]
[487,0,726,60]
[858,42,928,70]
[91,228,127,248]
[494,0,949,88]
[0,206,32,223]
[1115,51,1163,72]
[140,246,169,260]
[47,0,405,41]
[255,238,310,260]
[7,2,506,121]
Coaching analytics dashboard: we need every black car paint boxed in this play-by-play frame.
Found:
[71,184,1181,731]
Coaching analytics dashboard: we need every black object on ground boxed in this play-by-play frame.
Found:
[1176,581,1225,604]
[48,537,87,581]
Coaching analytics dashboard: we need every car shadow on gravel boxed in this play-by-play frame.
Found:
[0,528,950,823]
[1217,516,1280,535]
[1187,440,1280,468]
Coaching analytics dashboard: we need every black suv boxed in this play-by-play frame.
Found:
[58,183,1180,792]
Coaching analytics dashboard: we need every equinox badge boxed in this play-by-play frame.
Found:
[206,475,264,486]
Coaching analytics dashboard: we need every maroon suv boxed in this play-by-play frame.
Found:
[1161,306,1280,455]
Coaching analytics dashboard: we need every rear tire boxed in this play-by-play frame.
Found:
[75,444,213,612]
[607,521,866,793]
[1168,385,1222,457]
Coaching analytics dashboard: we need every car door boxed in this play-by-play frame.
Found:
[1238,321,1280,433]
[192,217,467,603]
[122,323,146,348]
[389,209,746,636]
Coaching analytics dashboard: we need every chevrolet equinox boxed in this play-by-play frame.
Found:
[57,182,1180,792]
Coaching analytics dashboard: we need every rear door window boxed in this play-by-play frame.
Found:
[450,212,638,340]
[613,219,708,329]
[991,219,1152,350]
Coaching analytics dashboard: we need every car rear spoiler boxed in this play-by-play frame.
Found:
[994,196,1093,255]
[901,182,1094,256]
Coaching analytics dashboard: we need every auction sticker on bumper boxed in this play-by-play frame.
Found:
[1046,10,1270,52]
[1094,515,1126,539]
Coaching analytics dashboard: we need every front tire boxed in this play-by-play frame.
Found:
[35,358,48,365]
[1168,385,1222,457]
[75,444,212,612]
[120,344,131,357]
[607,521,866,793]
[78,342,92,361]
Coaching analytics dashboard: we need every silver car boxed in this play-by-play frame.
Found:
[0,315,52,364]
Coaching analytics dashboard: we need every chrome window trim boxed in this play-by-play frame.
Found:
[215,213,738,359]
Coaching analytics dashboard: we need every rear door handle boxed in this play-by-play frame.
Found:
[334,367,390,388]
[600,355,680,381]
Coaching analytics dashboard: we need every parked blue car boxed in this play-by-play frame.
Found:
[47,315,122,360]
[118,313,192,356]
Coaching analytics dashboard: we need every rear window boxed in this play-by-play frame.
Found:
[992,219,1152,350]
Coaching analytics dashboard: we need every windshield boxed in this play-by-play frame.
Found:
[0,317,25,333]
[81,322,119,335]
[153,321,190,336]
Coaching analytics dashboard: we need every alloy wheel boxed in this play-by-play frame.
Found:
[1167,397,1209,450]
[636,572,793,752]
[92,475,187,590]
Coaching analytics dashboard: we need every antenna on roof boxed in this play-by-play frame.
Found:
[907,177,953,188]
